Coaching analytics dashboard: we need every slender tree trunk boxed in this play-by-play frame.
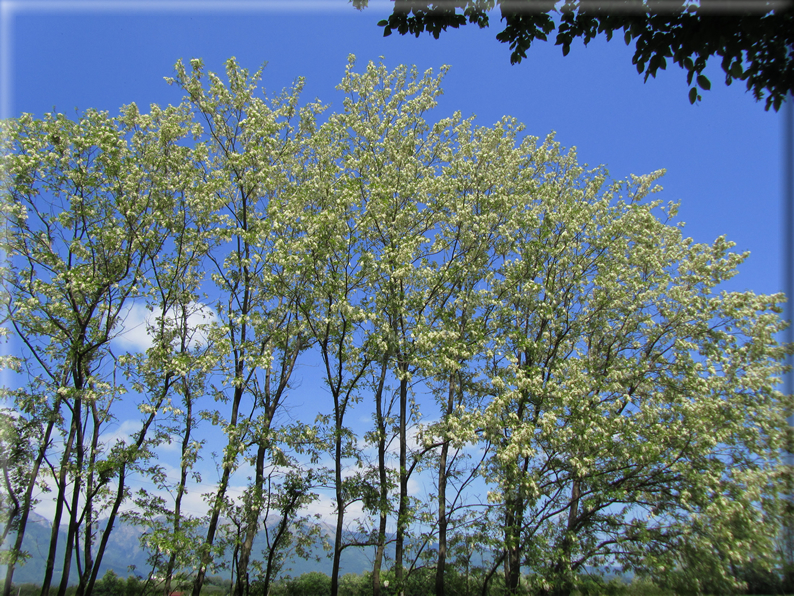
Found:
[40,417,77,596]
[480,551,505,596]
[331,388,345,596]
[229,522,240,596]
[503,494,523,596]
[435,375,455,596]
[160,301,203,596]
[233,444,265,596]
[83,461,128,596]
[80,403,101,591]
[74,401,102,596]
[164,378,194,596]
[394,370,409,596]
[234,337,301,596]
[546,480,580,596]
[191,409,240,596]
[2,399,62,596]
[372,510,388,596]
[262,481,303,596]
[84,382,172,596]
[193,194,255,596]
[503,391,531,596]
[371,361,389,596]
[436,440,450,596]
[56,394,85,596]
[503,452,530,596]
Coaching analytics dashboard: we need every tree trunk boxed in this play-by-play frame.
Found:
[371,361,389,596]
[2,401,61,596]
[56,395,85,596]
[550,480,581,596]
[74,402,102,596]
[395,370,409,596]
[82,462,126,596]
[40,418,77,596]
[435,375,455,596]
[85,393,169,596]
[233,444,265,596]
[191,428,238,596]
[234,338,301,596]
[164,377,194,596]
[331,390,345,596]
[503,495,523,596]
[479,551,505,596]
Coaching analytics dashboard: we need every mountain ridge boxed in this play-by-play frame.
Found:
[1,515,377,586]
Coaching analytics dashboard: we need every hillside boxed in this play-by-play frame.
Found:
[2,514,376,585]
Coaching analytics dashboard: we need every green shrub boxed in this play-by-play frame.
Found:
[12,584,43,596]
[92,570,128,596]
[285,571,332,596]
[623,577,677,596]
[572,575,630,596]
[738,560,784,595]
[338,572,373,596]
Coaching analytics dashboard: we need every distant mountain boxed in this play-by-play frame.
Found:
[1,515,378,586]
[2,516,633,588]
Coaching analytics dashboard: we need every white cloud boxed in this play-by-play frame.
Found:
[112,301,216,353]
[385,423,425,457]
[100,418,141,448]
[303,490,366,525]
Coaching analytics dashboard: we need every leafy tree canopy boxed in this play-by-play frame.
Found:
[350,0,794,111]
[2,55,792,596]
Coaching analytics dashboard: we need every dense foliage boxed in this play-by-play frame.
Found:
[1,56,791,596]
[352,0,794,111]
[7,565,794,596]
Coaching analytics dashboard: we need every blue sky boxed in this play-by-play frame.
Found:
[4,0,786,299]
[2,0,790,525]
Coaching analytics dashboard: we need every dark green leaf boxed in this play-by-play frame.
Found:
[649,54,660,76]
[689,86,698,104]
[375,0,793,112]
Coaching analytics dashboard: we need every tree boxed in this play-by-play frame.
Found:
[162,57,315,596]
[294,91,375,596]
[352,0,794,111]
[91,570,125,596]
[0,408,38,558]
[326,57,458,596]
[1,55,790,596]
[468,135,792,594]
[110,100,216,596]
[0,102,198,596]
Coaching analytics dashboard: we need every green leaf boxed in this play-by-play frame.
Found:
[562,43,570,57]
[649,54,660,76]
[730,61,743,78]
[689,86,698,104]
[624,31,631,45]
[697,74,711,90]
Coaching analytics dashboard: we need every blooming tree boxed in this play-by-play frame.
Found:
[1,55,790,596]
